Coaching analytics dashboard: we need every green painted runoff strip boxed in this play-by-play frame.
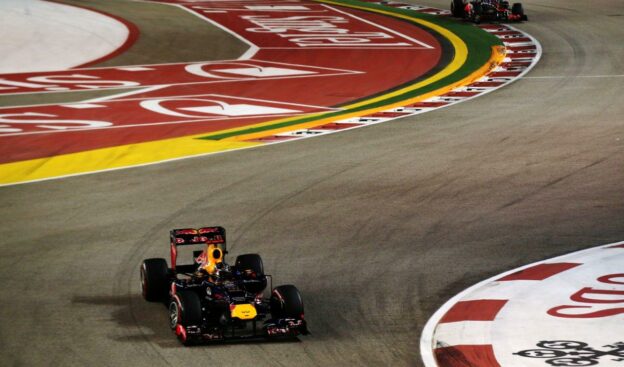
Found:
[200,0,502,141]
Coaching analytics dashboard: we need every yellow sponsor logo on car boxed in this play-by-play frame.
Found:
[230,304,257,320]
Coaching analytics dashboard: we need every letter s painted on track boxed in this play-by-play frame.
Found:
[547,305,624,318]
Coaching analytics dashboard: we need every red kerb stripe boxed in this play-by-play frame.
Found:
[608,244,624,249]
[440,300,507,323]
[443,91,480,98]
[406,101,449,108]
[489,71,522,78]
[435,345,501,367]
[469,81,505,87]
[366,111,412,118]
[503,37,532,43]
[314,122,361,130]
[479,24,510,31]
[246,135,297,143]
[498,262,580,281]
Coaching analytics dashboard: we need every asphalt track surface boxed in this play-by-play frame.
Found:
[1,1,623,366]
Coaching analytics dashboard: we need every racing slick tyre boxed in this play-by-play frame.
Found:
[140,258,169,302]
[512,3,526,19]
[235,254,267,293]
[450,0,465,17]
[169,290,202,345]
[471,2,482,24]
[270,285,304,320]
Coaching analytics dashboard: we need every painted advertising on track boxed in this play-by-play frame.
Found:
[0,0,444,181]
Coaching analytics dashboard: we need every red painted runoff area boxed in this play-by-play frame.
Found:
[0,0,442,164]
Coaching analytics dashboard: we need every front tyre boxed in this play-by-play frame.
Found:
[471,2,482,23]
[450,0,465,17]
[169,290,202,345]
[140,258,169,302]
[235,254,267,293]
[512,2,526,19]
[270,285,304,320]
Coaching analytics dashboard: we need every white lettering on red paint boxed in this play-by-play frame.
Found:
[241,15,410,47]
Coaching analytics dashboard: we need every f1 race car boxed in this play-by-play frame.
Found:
[451,0,527,23]
[140,226,308,345]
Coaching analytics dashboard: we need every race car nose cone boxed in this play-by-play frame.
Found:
[230,303,257,320]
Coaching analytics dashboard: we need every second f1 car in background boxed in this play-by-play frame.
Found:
[451,0,528,23]
[140,226,308,345]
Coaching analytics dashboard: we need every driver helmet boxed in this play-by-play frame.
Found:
[202,244,223,275]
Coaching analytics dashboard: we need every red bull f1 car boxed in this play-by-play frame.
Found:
[140,226,308,345]
[451,0,528,23]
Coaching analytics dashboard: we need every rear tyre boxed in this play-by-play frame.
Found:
[512,3,524,16]
[450,0,465,17]
[235,254,264,274]
[235,254,267,293]
[471,3,482,23]
[169,290,203,345]
[271,285,304,319]
[140,258,169,302]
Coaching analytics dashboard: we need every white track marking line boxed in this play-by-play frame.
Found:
[0,91,345,110]
[0,113,311,138]
[0,60,363,98]
[259,46,426,49]
[83,85,168,103]
[174,4,259,59]
[0,57,361,74]
[323,4,434,49]
[0,70,358,98]
[0,93,341,137]
[206,93,342,110]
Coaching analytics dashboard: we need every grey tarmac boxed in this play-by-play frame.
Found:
[0,0,623,366]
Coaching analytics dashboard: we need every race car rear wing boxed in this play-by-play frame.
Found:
[169,226,226,271]
[170,226,226,245]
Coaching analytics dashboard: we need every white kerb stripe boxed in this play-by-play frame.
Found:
[434,321,493,347]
